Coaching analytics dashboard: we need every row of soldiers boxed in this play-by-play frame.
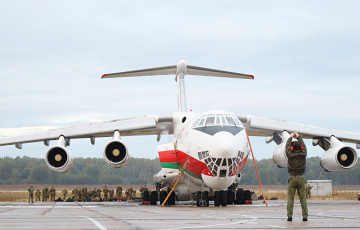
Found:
[28,184,149,203]
[28,184,57,203]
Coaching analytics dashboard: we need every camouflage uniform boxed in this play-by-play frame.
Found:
[35,189,41,202]
[50,186,56,202]
[42,186,49,202]
[140,185,148,196]
[116,185,122,201]
[306,184,313,199]
[103,186,109,202]
[126,186,134,200]
[74,187,79,201]
[82,186,88,202]
[62,189,68,201]
[28,185,35,203]
[109,188,114,199]
[286,136,308,219]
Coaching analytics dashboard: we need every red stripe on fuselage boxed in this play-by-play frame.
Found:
[177,150,214,177]
[231,155,248,176]
[158,150,178,163]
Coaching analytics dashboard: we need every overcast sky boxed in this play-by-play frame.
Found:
[0,1,359,162]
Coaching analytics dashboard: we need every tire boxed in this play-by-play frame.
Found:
[160,190,168,206]
[150,191,157,205]
[236,189,245,205]
[214,191,221,207]
[227,190,234,205]
[143,190,150,202]
[196,191,202,207]
[168,191,175,205]
[220,191,227,207]
[203,191,209,207]
[245,190,251,201]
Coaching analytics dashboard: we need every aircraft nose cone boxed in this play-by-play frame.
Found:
[202,174,234,190]
[210,132,238,158]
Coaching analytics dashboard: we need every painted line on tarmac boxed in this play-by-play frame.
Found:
[317,212,358,220]
[79,216,107,230]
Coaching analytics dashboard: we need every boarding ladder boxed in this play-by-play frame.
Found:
[161,171,184,207]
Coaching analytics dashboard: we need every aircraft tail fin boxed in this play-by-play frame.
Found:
[102,60,254,112]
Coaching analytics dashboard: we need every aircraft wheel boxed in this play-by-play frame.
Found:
[214,191,221,207]
[143,190,150,202]
[227,190,234,205]
[160,190,168,205]
[203,191,209,207]
[220,191,227,207]
[168,191,175,205]
[196,191,201,207]
[236,189,245,205]
[150,191,157,205]
[245,190,251,201]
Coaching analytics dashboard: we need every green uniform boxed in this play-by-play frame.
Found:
[116,185,122,197]
[140,185,148,196]
[28,186,35,203]
[126,186,134,199]
[62,189,68,201]
[42,186,49,202]
[82,187,88,202]
[306,184,312,199]
[109,188,114,199]
[50,186,56,202]
[103,187,109,201]
[35,189,41,202]
[286,137,308,219]
[74,187,79,201]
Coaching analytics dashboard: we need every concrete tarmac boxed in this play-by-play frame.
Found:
[0,200,359,229]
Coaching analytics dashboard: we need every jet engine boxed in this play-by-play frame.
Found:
[272,131,290,168]
[45,136,73,173]
[103,131,129,168]
[320,136,358,172]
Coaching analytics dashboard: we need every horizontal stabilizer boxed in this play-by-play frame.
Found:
[101,60,254,79]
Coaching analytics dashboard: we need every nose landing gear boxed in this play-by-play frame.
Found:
[195,191,209,207]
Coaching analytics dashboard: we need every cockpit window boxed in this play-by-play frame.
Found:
[226,116,236,126]
[197,116,206,127]
[192,114,244,128]
[205,114,215,126]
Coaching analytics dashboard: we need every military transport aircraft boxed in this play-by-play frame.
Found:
[1,60,360,206]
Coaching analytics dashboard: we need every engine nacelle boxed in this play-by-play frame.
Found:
[320,136,358,172]
[45,136,73,173]
[103,131,129,168]
[272,131,290,168]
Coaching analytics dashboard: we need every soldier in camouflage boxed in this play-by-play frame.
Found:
[103,186,109,202]
[109,187,114,200]
[74,186,79,201]
[82,186,88,202]
[42,185,49,202]
[50,186,56,202]
[35,188,41,202]
[28,184,35,203]
[116,184,122,202]
[286,131,308,222]
[62,188,68,201]
[126,185,134,200]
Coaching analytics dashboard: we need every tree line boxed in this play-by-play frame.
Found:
[0,156,359,185]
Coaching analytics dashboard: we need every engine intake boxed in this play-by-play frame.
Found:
[45,136,73,173]
[272,131,290,168]
[103,131,129,168]
[320,136,358,171]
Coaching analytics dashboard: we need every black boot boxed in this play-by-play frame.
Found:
[303,217,308,221]
[287,217,292,221]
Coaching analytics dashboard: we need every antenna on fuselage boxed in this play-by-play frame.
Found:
[101,60,254,112]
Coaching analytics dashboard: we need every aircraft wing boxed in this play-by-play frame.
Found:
[0,114,174,147]
[236,113,360,145]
